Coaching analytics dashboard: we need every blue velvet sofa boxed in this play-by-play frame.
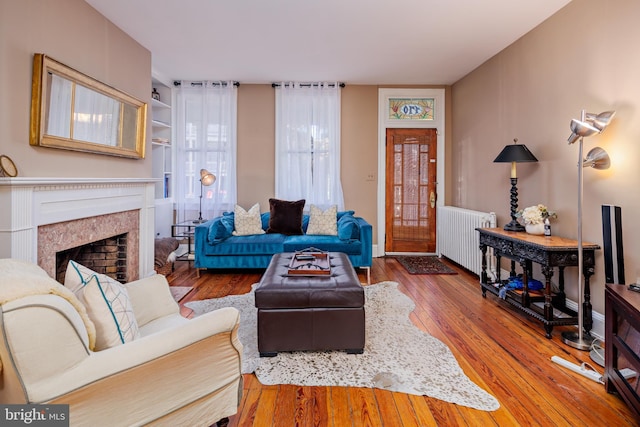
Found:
[194,210,372,280]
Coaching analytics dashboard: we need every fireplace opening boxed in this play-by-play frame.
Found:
[56,233,128,284]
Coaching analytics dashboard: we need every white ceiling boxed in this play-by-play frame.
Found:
[85,0,571,85]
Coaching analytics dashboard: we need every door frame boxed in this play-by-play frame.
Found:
[377,88,445,257]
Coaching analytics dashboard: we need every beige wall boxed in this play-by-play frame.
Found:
[451,0,640,314]
[0,0,152,178]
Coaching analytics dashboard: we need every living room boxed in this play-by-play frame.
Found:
[1,0,639,424]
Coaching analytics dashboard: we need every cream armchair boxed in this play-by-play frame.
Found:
[0,259,243,426]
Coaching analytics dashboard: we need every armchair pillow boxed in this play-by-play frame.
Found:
[306,204,338,236]
[65,261,140,350]
[232,203,265,236]
[267,198,305,235]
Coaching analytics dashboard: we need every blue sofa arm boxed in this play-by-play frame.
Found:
[194,220,214,269]
[353,217,372,268]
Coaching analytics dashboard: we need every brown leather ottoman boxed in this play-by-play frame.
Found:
[255,252,365,356]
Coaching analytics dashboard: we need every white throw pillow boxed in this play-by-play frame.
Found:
[232,203,265,236]
[65,261,140,350]
[306,204,338,236]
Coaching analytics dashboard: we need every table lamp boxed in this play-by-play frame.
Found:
[493,139,538,231]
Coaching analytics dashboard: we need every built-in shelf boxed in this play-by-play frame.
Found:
[152,119,171,129]
[151,98,171,109]
[151,78,172,201]
[151,77,174,239]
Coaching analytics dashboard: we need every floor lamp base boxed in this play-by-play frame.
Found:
[561,329,594,351]
[192,218,207,224]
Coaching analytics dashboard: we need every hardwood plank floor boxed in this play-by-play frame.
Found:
[167,258,639,426]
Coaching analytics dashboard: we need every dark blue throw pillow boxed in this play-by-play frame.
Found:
[337,210,355,220]
[338,215,360,240]
[208,215,234,242]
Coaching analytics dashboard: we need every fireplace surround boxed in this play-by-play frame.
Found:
[0,178,156,280]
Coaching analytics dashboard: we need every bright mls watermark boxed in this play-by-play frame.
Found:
[0,405,69,426]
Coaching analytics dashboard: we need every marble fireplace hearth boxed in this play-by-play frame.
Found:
[0,178,156,280]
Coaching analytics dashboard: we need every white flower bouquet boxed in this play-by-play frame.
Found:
[516,204,557,226]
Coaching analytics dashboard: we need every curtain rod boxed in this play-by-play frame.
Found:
[272,82,345,88]
[173,81,240,87]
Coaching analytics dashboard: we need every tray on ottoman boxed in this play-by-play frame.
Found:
[287,251,331,276]
[255,252,365,356]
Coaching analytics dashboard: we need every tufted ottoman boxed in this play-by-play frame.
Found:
[255,252,365,356]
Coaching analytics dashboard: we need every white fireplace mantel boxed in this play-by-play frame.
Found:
[0,177,157,278]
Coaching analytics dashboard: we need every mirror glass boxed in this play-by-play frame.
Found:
[31,54,147,159]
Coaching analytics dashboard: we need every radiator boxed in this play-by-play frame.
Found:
[437,206,496,277]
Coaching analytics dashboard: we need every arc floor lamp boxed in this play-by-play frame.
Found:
[193,168,216,224]
[562,110,615,350]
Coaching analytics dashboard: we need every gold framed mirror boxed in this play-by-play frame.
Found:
[30,54,147,159]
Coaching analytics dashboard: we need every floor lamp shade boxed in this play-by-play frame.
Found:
[193,169,216,224]
[493,140,538,231]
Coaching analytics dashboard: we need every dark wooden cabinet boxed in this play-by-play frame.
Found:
[605,284,640,418]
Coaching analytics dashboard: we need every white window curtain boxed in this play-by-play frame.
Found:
[175,81,237,223]
[275,82,344,210]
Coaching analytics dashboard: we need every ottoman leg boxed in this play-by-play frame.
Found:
[259,351,278,357]
[345,348,364,354]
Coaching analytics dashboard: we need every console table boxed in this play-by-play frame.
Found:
[477,228,600,338]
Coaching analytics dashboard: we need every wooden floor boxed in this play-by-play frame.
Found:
[167,257,638,426]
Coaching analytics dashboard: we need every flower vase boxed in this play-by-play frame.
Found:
[525,223,545,235]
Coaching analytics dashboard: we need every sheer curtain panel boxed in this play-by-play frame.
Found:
[175,81,237,223]
[275,82,344,210]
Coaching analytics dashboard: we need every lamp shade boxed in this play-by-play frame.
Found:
[493,144,538,163]
[585,111,616,131]
[200,169,216,186]
[583,147,610,170]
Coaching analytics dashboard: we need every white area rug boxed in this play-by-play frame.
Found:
[185,281,500,411]
[170,286,192,302]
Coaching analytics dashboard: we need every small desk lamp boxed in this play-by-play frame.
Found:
[493,139,538,231]
[193,169,216,224]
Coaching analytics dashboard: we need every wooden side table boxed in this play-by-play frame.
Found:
[477,228,600,338]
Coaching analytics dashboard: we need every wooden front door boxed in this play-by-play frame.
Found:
[385,128,437,253]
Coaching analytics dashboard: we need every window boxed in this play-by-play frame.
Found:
[175,81,237,222]
[275,82,344,209]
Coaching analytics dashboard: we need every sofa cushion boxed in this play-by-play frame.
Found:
[233,203,265,236]
[267,198,305,235]
[203,233,287,256]
[283,235,362,255]
[337,210,355,220]
[338,214,361,240]
[65,261,140,350]
[208,214,235,243]
[306,204,338,236]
